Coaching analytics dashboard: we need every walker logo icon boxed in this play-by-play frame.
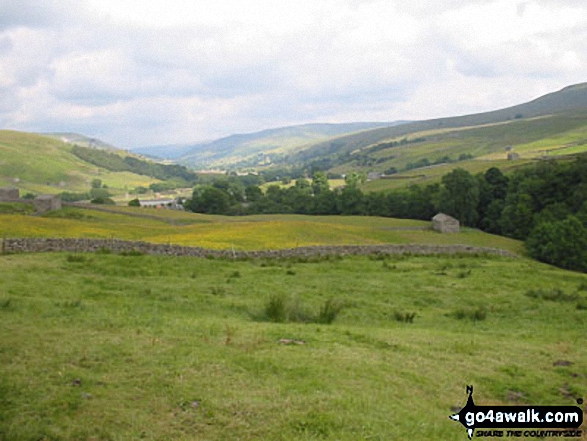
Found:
[449,386,583,439]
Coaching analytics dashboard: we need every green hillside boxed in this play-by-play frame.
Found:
[165,122,402,168]
[290,83,587,165]
[0,130,158,195]
[240,84,587,190]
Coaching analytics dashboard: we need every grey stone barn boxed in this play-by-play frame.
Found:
[0,187,20,201]
[33,195,62,213]
[432,213,460,233]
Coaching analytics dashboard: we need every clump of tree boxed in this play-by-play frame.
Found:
[72,146,198,183]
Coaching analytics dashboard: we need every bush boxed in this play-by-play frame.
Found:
[128,198,140,207]
[264,294,287,323]
[393,311,416,323]
[91,197,115,205]
[451,307,487,321]
[316,298,344,324]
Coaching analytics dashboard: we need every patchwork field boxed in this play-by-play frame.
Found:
[0,204,523,254]
[0,252,586,440]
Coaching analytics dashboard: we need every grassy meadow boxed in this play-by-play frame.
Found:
[0,204,523,253]
[1,251,586,440]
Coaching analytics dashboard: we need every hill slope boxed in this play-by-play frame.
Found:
[0,130,158,194]
[295,82,587,162]
[136,122,403,166]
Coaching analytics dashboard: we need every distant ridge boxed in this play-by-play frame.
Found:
[288,82,587,163]
[42,132,118,151]
[134,121,406,165]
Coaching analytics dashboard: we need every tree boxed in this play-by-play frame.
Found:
[339,187,365,215]
[91,179,102,189]
[312,190,339,215]
[187,186,230,214]
[244,185,263,203]
[525,216,587,272]
[437,168,479,226]
[344,172,366,189]
[128,198,141,207]
[312,171,329,195]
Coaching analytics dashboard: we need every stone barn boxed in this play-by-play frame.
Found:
[33,195,61,213]
[432,213,460,233]
[0,187,20,201]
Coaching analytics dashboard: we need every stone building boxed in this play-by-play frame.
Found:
[432,213,460,233]
[33,195,62,213]
[0,187,20,201]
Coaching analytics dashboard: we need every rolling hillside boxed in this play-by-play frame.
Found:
[0,130,159,195]
[135,122,403,166]
[288,83,587,165]
[260,83,587,191]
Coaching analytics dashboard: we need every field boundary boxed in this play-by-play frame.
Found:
[1,237,519,259]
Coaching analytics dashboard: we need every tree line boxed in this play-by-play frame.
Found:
[71,146,198,183]
[185,157,587,272]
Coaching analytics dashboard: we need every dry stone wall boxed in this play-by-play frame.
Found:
[1,237,518,259]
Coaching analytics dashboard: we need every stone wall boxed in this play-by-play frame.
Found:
[0,187,20,201]
[34,195,62,213]
[1,237,518,259]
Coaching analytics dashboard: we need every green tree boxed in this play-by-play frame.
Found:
[339,187,365,215]
[244,185,263,203]
[187,186,230,214]
[525,216,587,272]
[437,168,479,226]
[128,198,141,207]
[311,171,329,195]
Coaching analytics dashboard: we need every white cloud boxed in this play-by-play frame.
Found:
[0,0,585,147]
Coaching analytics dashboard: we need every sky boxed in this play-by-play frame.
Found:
[0,0,586,148]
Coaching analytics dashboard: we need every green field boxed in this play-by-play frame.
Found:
[0,130,158,195]
[352,113,587,192]
[0,204,523,254]
[1,251,585,440]
[360,159,533,192]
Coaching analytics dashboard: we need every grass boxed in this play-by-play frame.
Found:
[347,113,587,191]
[0,204,524,254]
[0,252,585,440]
[0,130,158,194]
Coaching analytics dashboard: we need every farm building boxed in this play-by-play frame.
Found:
[0,187,20,201]
[432,213,460,233]
[34,195,62,213]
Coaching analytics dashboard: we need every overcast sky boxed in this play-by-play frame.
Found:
[0,0,586,148]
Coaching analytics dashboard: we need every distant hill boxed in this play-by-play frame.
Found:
[280,83,587,167]
[42,132,118,150]
[133,122,404,167]
[230,83,587,191]
[0,130,159,195]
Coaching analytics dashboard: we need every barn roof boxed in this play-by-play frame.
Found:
[432,213,458,222]
[35,194,59,200]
